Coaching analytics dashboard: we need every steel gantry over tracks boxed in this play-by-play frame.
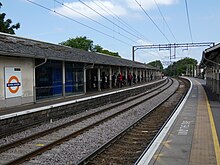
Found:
[132,42,215,61]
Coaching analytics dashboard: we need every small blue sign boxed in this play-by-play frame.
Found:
[7,82,21,87]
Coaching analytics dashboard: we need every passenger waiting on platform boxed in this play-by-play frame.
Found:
[128,73,132,86]
[107,75,110,88]
[117,72,123,88]
[112,73,116,87]
[101,72,105,89]
[150,74,153,80]
[104,74,108,88]
[133,73,136,84]
[122,72,126,86]
[92,75,97,88]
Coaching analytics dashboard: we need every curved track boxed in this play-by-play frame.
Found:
[0,78,180,165]
[77,78,188,165]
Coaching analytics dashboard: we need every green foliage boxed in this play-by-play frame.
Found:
[60,36,93,51]
[60,36,121,57]
[164,57,197,76]
[147,60,163,70]
[0,3,20,34]
[93,45,102,52]
[93,44,120,57]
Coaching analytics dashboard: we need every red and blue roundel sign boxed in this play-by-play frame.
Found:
[5,67,22,98]
[7,76,21,94]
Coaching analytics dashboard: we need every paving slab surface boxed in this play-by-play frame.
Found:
[148,77,218,165]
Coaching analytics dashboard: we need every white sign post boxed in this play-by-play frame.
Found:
[5,67,22,98]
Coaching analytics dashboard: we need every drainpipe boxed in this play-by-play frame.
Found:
[33,58,47,103]
[83,64,87,94]
[62,61,66,98]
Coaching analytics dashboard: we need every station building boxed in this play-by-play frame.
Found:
[0,33,161,108]
[200,43,220,100]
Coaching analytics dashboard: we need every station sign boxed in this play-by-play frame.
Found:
[5,67,22,98]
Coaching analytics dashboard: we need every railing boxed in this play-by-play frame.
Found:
[36,82,84,100]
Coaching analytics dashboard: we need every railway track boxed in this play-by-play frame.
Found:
[76,78,188,165]
[0,78,179,165]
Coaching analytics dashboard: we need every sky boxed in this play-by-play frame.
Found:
[1,0,220,67]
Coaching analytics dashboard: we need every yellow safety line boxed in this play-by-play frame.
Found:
[205,93,220,165]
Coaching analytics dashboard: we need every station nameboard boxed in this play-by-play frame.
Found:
[5,67,22,98]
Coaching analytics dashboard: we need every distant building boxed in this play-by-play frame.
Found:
[200,43,220,100]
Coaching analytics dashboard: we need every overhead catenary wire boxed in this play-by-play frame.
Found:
[154,0,182,57]
[54,0,137,44]
[63,0,168,60]
[153,0,178,43]
[79,0,168,61]
[55,0,157,52]
[132,0,174,61]
[92,0,168,59]
[26,0,166,62]
[134,0,171,44]
[78,0,144,41]
[184,0,193,43]
[93,0,152,43]
[92,0,169,59]
[25,0,131,46]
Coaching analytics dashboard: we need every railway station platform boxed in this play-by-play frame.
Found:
[137,77,220,165]
[0,79,163,118]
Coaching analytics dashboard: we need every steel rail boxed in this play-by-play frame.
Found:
[0,80,166,138]
[5,79,173,165]
[0,79,169,154]
[76,78,186,165]
[134,78,189,164]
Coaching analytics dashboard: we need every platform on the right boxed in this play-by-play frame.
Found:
[137,77,220,165]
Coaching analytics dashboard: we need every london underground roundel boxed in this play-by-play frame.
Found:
[5,67,22,98]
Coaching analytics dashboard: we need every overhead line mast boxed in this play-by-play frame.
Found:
[132,42,215,61]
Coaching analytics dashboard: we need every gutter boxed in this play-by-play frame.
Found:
[203,51,220,66]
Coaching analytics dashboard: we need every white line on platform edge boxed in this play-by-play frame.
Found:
[0,79,165,120]
[136,77,193,165]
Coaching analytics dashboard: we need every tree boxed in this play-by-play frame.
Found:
[147,60,163,70]
[164,57,197,76]
[60,36,93,51]
[93,45,103,52]
[60,36,121,57]
[93,44,120,57]
[0,2,20,34]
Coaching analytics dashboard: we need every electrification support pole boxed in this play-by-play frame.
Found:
[132,46,135,78]
[132,46,135,61]
[170,46,172,61]
[174,44,176,59]
[131,42,214,63]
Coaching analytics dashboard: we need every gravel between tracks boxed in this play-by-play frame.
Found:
[0,80,168,147]
[21,79,179,165]
[0,102,116,146]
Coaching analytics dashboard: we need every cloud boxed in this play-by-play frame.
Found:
[52,0,177,21]
[136,39,152,45]
[54,1,127,19]
[27,27,64,38]
[125,0,177,10]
